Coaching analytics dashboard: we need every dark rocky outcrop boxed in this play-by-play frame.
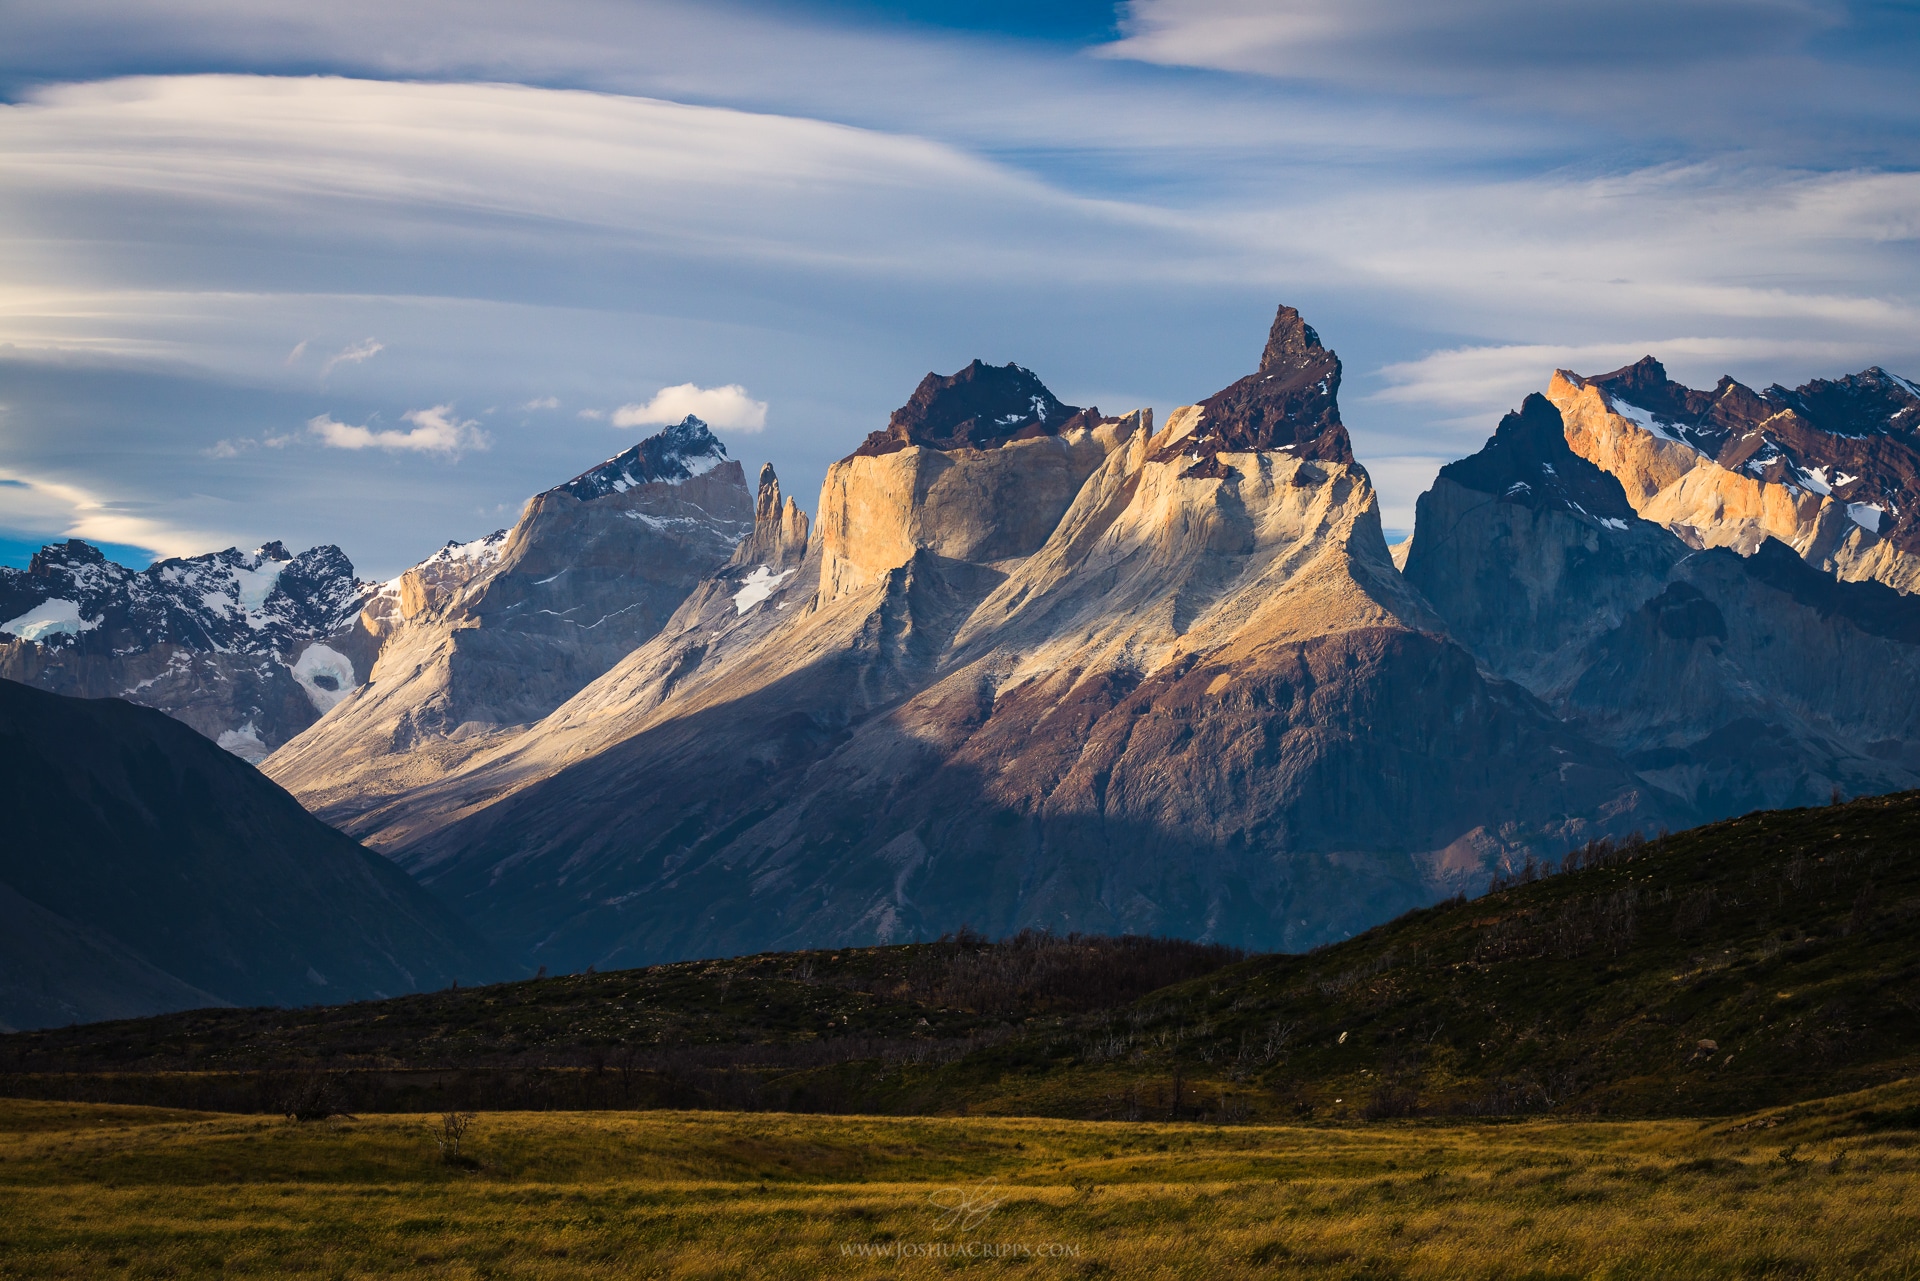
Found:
[854,359,1100,457]
[1149,305,1352,475]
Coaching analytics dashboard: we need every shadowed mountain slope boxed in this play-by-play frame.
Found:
[6,789,1916,1123]
[0,679,501,1030]
[1404,394,1920,818]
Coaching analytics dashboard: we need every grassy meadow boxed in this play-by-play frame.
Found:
[3,1084,1918,1279]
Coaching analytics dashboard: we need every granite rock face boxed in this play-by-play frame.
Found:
[1403,393,1920,819]
[0,540,373,761]
[262,417,754,830]
[355,308,1672,971]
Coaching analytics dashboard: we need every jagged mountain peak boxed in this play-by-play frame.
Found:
[1,537,375,761]
[1438,393,1636,526]
[3,538,367,652]
[1155,302,1350,474]
[1583,358,1920,449]
[853,359,1092,458]
[1258,303,1325,376]
[556,416,730,501]
[28,539,116,577]
[1765,366,1920,440]
[1555,357,1920,568]
[419,529,509,569]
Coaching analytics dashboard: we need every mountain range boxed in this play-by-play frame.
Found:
[7,303,1920,987]
[0,539,370,761]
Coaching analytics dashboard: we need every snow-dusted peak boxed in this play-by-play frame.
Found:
[555,416,731,501]
[1439,393,1639,528]
[0,538,370,655]
[420,529,510,570]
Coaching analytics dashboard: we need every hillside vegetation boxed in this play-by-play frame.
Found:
[4,791,1919,1120]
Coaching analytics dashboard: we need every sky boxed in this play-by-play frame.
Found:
[0,0,1916,576]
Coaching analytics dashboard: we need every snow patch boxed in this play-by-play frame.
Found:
[622,511,711,531]
[230,561,286,617]
[2,598,97,642]
[1796,465,1833,497]
[290,642,357,713]
[1847,502,1885,534]
[1607,396,1697,452]
[732,565,796,614]
[1600,517,1631,531]
[430,531,509,566]
[216,721,268,763]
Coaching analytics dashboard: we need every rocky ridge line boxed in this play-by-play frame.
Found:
[1549,357,1920,593]
[0,539,373,760]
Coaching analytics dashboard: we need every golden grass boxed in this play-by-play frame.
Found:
[1,1085,1917,1279]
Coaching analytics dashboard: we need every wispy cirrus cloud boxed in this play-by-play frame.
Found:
[309,404,488,455]
[320,337,385,375]
[612,383,767,432]
[1102,0,1919,160]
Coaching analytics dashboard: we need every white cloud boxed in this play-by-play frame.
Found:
[320,337,384,375]
[611,383,767,432]
[284,338,308,365]
[1096,0,1917,157]
[521,395,560,410]
[0,77,1169,293]
[204,432,295,458]
[309,404,489,454]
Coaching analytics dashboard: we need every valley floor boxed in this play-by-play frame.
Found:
[1,1087,1917,1278]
